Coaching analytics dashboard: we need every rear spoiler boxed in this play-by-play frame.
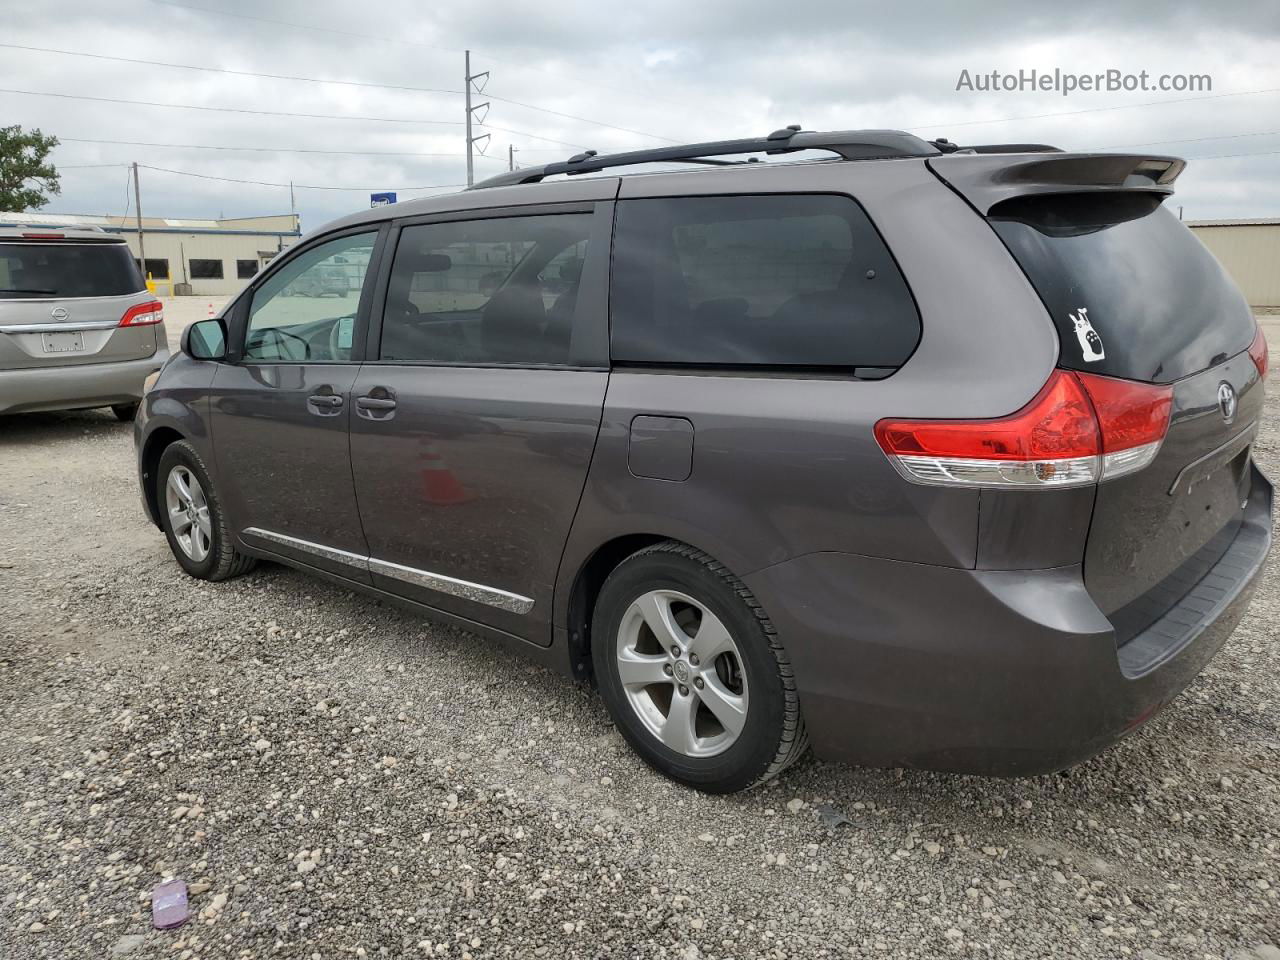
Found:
[927,153,1185,215]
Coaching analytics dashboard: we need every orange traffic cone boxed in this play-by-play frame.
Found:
[206,302,215,319]
[419,439,469,505]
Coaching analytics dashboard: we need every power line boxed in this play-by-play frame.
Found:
[0,43,461,95]
[0,88,588,147]
[1096,130,1279,150]
[0,42,679,143]
[137,164,464,192]
[484,95,680,143]
[138,0,694,113]
[145,0,460,54]
[59,136,499,160]
[1185,148,1280,161]
[906,87,1280,132]
[0,87,462,126]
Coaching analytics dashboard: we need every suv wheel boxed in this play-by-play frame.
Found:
[592,542,807,792]
[157,441,257,581]
[111,402,139,422]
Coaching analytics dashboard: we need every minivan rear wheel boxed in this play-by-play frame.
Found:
[157,441,257,582]
[591,542,807,792]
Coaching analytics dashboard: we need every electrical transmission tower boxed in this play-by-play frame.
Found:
[464,50,490,187]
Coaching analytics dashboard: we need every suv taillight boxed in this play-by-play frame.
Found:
[1248,327,1269,380]
[874,370,1172,489]
[120,300,164,327]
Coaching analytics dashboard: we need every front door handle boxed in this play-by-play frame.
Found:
[306,390,344,417]
[356,396,397,410]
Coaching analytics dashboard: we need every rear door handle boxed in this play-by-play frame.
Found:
[356,396,397,410]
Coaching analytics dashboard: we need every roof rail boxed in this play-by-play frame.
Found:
[930,138,1062,155]
[469,126,940,189]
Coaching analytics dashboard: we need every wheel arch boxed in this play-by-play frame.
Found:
[140,426,186,528]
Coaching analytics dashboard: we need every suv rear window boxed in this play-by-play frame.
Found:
[989,194,1255,383]
[0,241,144,299]
[610,194,920,370]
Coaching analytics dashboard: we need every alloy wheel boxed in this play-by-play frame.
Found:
[165,465,212,562]
[615,589,749,758]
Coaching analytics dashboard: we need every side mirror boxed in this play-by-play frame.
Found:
[182,319,227,360]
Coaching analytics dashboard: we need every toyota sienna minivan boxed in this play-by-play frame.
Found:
[135,128,1272,792]
[1,224,167,419]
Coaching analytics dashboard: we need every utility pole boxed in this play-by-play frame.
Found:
[464,50,490,187]
[131,162,146,270]
[508,144,518,171]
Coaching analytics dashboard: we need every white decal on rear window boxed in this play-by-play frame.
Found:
[1070,307,1105,362]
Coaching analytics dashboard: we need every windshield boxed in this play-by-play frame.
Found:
[0,242,145,299]
[990,195,1255,383]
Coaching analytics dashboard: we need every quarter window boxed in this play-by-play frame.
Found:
[610,194,920,369]
[380,213,595,366]
[243,232,376,362]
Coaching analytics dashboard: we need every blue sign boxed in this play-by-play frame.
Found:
[370,192,397,207]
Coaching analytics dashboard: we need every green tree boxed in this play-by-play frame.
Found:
[0,126,61,212]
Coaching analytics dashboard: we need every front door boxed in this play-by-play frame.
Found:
[210,229,382,580]
[349,206,612,641]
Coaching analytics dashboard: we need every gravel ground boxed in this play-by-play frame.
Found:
[1,322,1278,960]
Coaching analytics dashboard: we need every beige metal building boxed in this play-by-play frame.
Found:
[0,211,301,296]
[1188,218,1280,308]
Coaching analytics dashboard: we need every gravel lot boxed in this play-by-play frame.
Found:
[1,318,1278,960]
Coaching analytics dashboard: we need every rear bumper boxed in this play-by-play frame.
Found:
[744,463,1273,776]
[0,346,169,415]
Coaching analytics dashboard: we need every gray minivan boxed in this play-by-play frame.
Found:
[0,225,167,418]
[135,128,1272,792]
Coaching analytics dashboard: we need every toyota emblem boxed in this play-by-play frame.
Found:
[1217,381,1237,424]
[50,306,70,322]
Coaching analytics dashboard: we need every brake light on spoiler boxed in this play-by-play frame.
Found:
[875,370,1173,489]
[120,300,165,327]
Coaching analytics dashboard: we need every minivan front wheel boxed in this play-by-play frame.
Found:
[156,441,256,581]
[592,542,807,792]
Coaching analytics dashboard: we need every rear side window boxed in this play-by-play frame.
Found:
[610,194,919,369]
[0,242,143,298]
[380,213,596,366]
[989,194,1255,383]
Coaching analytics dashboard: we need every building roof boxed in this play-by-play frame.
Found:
[0,211,301,237]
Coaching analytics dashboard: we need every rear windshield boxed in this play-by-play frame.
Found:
[0,242,144,299]
[989,194,1255,383]
[610,194,920,370]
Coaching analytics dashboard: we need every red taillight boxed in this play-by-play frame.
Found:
[1075,371,1173,453]
[21,232,65,239]
[120,300,164,327]
[875,369,1172,489]
[1248,327,1269,380]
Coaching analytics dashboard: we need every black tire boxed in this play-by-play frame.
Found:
[111,402,139,422]
[591,541,807,793]
[156,440,257,582]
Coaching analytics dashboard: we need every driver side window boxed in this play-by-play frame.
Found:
[244,232,377,362]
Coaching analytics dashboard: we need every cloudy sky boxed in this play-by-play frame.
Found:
[4,0,1279,233]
